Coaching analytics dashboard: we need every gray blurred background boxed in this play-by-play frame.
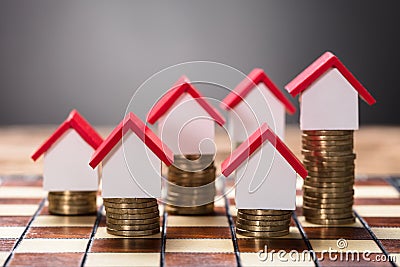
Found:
[0,0,398,125]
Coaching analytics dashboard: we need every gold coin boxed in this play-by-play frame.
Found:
[302,134,353,141]
[302,144,353,152]
[306,170,354,178]
[104,201,158,209]
[103,198,156,204]
[304,190,354,198]
[302,150,355,157]
[302,201,353,209]
[107,227,160,237]
[236,222,289,232]
[303,160,353,168]
[303,206,353,214]
[107,222,160,231]
[106,211,159,220]
[106,216,159,225]
[304,180,354,188]
[303,211,354,219]
[303,130,353,136]
[303,195,353,204]
[303,185,353,193]
[239,209,292,216]
[237,211,292,221]
[305,176,354,182]
[105,206,159,214]
[302,139,353,146]
[305,165,354,172]
[236,217,290,227]
[304,154,356,162]
[305,217,355,225]
[236,228,289,237]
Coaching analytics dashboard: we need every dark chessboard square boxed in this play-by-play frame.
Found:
[303,227,371,240]
[354,178,389,186]
[380,239,400,253]
[354,198,400,205]
[0,239,17,251]
[0,199,42,205]
[165,252,236,267]
[237,238,308,253]
[363,217,400,227]
[9,252,83,267]
[316,252,392,267]
[0,217,31,227]
[26,227,93,239]
[167,227,231,239]
[90,238,161,253]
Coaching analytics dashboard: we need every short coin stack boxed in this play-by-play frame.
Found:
[103,198,160,236]
[302,130,356,225]
[48,191,97,215]
[166,154,216,215]
[236,209,292,237]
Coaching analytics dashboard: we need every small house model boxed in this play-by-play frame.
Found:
[221,68,295,141]
[31,109,103,191]
[285,52,376,130]
[147,76,225,155]
[221,123,307,210]
[89,112,173,198]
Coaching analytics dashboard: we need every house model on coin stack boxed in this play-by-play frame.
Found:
[32,109,103,192]
[147,75,225,156]
[221,68,295,143]
[221,123,307,210]
[89,112,173,198]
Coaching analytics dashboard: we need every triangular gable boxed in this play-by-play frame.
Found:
[147,76,225,126]
[285,52,376,105]
[31,109,103,161]
[221,123,307,179]
[221,68,296,114]
[90,112,173,168]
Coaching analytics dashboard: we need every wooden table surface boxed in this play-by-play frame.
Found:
[0,125,399,176]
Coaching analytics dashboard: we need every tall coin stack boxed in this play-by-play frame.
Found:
[166,154,216,215]
[48,191,97,215]
[302,130,356,225]
[103,198,160,236]
[236,209,292,237]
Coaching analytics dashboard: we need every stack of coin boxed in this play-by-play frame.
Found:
[165,154,216,215]
[103,198,160,237]
[302,130,355,225]
[48,191,97,215]
[236,209,292,237]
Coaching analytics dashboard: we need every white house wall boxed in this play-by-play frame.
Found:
[230,83,285,143]
[300,68,359,130]
[235,141,297,210]
[158,93,215,155]
[43,129,99,191]
[101,131,161,198]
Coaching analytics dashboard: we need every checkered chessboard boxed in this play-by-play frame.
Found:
[0,175,399,266]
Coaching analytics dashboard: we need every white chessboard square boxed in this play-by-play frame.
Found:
[167,215,229,227]
[85,252,160,267]
[165,239,234,253]
[31,215,96,227]
[16,238,88,253]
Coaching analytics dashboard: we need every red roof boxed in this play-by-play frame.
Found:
[221,68,296,114]
[90,112,173,168]
[147,76,226,126]
[285,52,376,105]
[221,123,307,179]
[31,109,103,161]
